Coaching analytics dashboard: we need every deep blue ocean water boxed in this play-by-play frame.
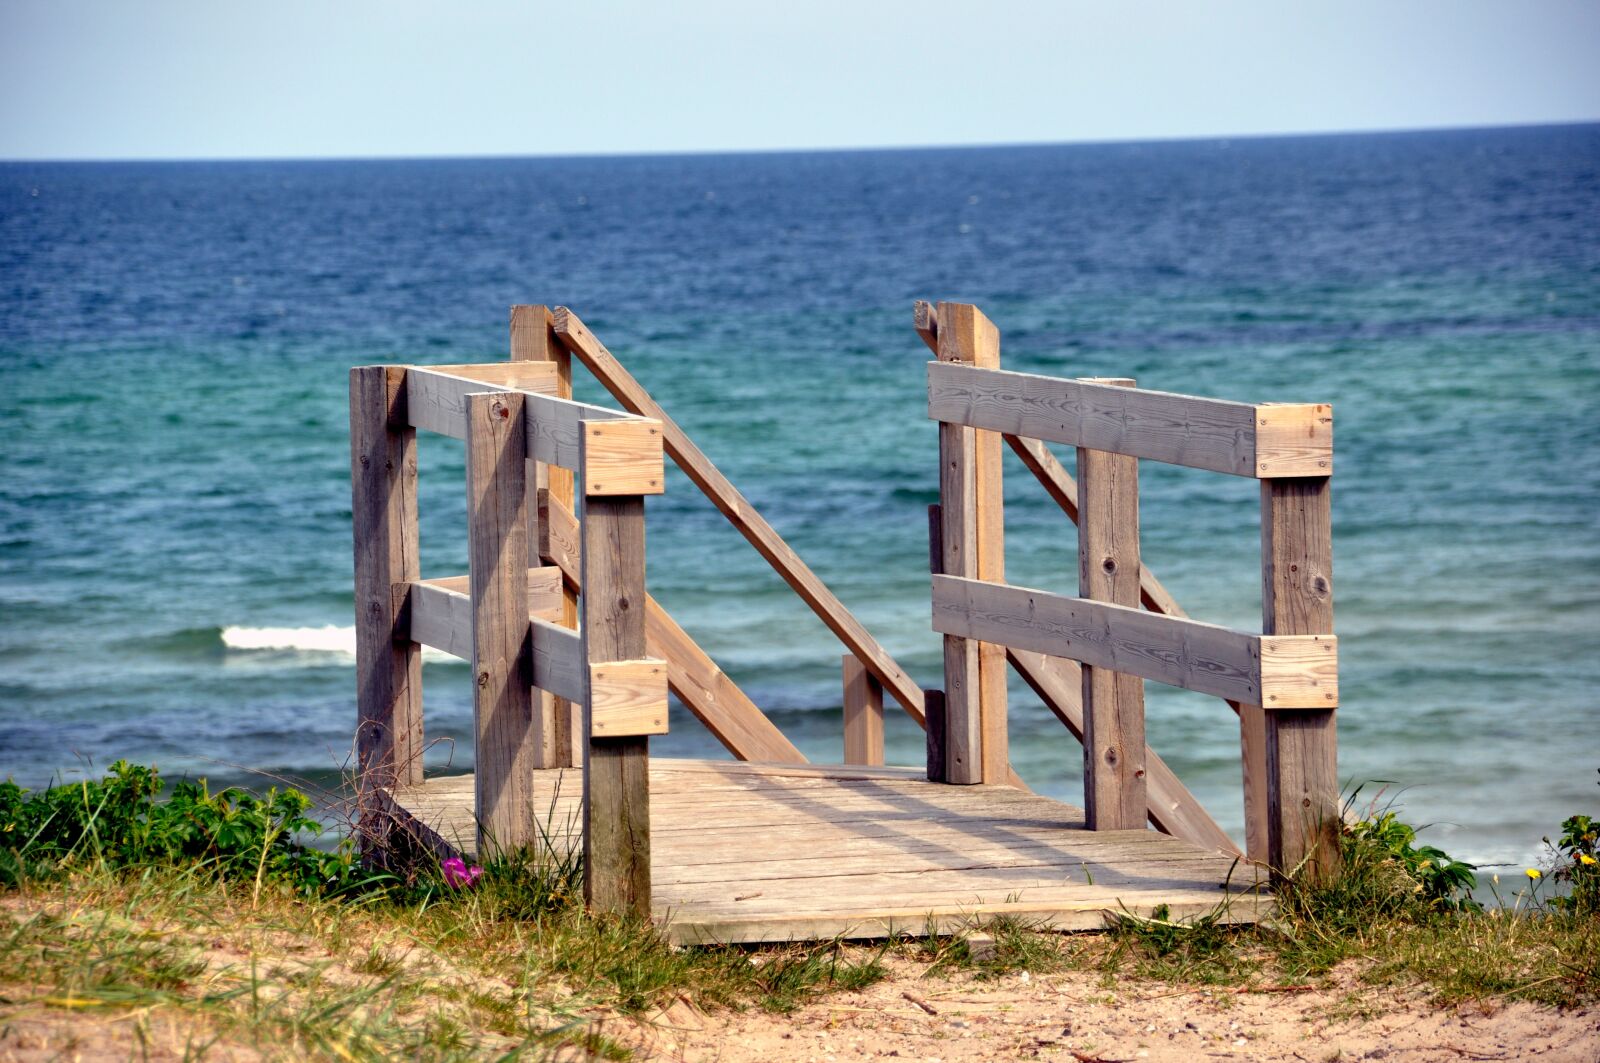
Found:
[2,125,1596,868]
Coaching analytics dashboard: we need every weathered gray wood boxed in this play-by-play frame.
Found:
[1007,647,1239,854]
[513,304,580,769]
[932,574,1337,707]
[1240,703,1269,864]
[465,391,537,855]
[928,361,1332,478]
[421,361,561,389]
[1078,378,1147,831]
[580,469,652,917]
[350,366,423,847]
[539,489,806,764]
[554,307,927,724]
[915,307,1237,849]
[1261,477,1340,883]
[941,304,1010,786]
[842,655,885,766]
[936,305,984,784]
[388,758,1268,946]
[531,617,585,703]
[402,364,558,439]
[404,365,633,467]
[923,688,947,783]
[402,567,564,660]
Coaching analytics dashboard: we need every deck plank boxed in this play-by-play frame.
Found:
[386,758,1262,944]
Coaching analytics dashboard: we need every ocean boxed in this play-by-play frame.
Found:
[2,125,1596,870]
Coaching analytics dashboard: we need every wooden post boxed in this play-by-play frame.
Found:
[350,366,422,848]
[1239,704,1270,863]
[935,302,1006,784]
[923,688,947,783]
[465,391,537,855]
[1261,476,1339,882]
[842,654,885,765]
[512,304,581,768]
[580,425,653,917]
[1077,378,1147,831]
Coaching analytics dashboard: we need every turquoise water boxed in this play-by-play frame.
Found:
[2,126,1597,868]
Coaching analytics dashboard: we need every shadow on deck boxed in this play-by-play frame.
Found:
[384,759,1268,946]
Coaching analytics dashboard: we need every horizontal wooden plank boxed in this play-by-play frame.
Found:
[400,366,638,470]
[928,361,1332,478]
[589,659,669,736]
[425,361,561,390]
[420,566,564,621]
[531,616,585,702]
[581,420,665,496]
[933,575,1337,707]
[666,896,1268,946]
[385,754,1268,944]
[400,567,565,658]
[655,845,1246,887]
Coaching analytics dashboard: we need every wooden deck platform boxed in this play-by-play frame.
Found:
[385,759,1267,945]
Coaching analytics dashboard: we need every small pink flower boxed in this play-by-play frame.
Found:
[441,856,484,889]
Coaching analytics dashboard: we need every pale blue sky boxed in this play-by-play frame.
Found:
[2,0,1597,160]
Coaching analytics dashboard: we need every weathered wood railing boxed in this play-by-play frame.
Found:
[352,304,950,914]
[350,360,667,914]
[917,300,1340,880]
[540,307,941,764]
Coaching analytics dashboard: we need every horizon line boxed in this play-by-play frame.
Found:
[2,118,1595,166]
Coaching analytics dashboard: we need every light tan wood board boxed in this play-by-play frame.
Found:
[387,759,1266,946]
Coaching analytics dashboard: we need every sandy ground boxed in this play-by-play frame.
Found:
[3,926,1596,1062]
[4,959,1597,1062]
[630,960,1600,1063]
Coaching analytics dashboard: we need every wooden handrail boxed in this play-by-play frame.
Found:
[552,308,928,724]
[540,490,808,765]
[932,574,1339,708]
[915,303,1240,853]
[999,431,1265,858]
[926,361,1333,478]
[918,301,1339,876]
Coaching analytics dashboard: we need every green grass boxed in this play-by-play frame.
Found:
[2,763,1595,1059]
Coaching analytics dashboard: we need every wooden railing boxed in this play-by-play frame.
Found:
[917,300,1340,879]
[350,360,667,915]
[353,300,1336,920]
[353,305,945,916]
[541,307,939,754]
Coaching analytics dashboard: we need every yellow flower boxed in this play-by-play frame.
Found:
[1525,868,1542,879]
[1580,854,1597,866]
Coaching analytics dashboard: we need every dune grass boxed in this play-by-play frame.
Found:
[0,764,1594,1060]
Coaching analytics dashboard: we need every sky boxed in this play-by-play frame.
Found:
[1,0,1597,161]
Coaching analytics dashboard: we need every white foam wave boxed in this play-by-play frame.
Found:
[220,625,455,662]
[222,625,357,655]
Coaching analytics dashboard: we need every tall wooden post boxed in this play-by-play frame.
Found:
[1239,705,1270,862]
[1077,378,1148,830]
[349,366,422,850]
[465,391,537,855]
[842,654,885,766]
[580,420,661,917]
[1261,476,1339,882]
[512,304,581,768]
[935,302,1007,784]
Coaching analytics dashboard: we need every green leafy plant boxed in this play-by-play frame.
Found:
[0,760,376,896]
[1544,770,1598,916]
[1345,807,1480,912]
